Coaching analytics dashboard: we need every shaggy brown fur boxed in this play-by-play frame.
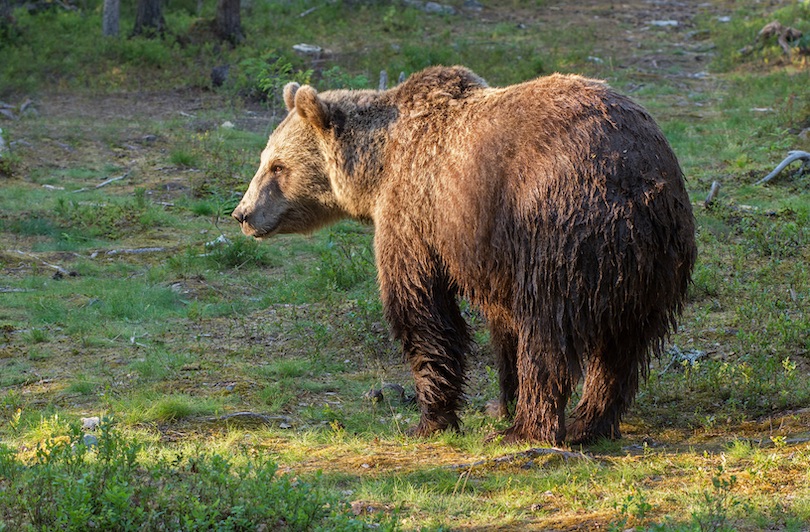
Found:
[232,66,697,445]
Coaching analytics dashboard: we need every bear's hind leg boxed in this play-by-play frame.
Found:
[488,316,518,419]
[567,340,641,444]
[493,334,574,445]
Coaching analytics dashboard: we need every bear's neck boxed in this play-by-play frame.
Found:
[324,103,395,223]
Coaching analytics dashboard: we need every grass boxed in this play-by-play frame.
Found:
[1,0,810,529]
[0,419,389,531]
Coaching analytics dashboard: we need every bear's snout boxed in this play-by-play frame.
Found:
[231,205,246,224]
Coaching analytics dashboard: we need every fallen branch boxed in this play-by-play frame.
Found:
[72,171,130,193]
[704,180,721,207]
[299,5,320,17]
[757,21,803,56]
[13,250,72,276]
[201,412,291,426]
[104,247,166,256]
[447,447,591,471]
[754,150,810,185]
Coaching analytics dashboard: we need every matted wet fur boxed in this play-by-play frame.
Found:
[232,66,697,445]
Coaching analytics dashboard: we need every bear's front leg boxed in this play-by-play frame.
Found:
[376,236,470,437]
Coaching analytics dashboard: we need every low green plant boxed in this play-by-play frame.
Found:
[691,466,743,532]
[318,224,376,291]
[319,66,370,90]
[238,52,313,107]
[610,490,654,531]
[206,234,278,270]
[52,192,171,241]
[0,419,387,531]
[169,148,200,168]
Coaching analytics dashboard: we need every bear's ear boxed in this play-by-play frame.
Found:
[283,82,300,112]
[294,85,330,132]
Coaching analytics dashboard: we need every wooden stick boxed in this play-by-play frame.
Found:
[13,250,71,276]
[705,181,721,207]
[72,171,130,193]
[447,447,592,470]
[755,150,810,185]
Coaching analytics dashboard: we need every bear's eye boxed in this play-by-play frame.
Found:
[270,164,284,175]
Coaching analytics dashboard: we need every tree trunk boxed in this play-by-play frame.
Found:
[215,0,243,44]
[1,0,14,37]
[102,0,119,37]
[132,0,165,38]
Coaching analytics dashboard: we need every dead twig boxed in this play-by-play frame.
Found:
[757,21,803,56]
[705,181,721,207]
[299,5,321,17]
[103,247,166,256]
[13,250,72,276]
[447,447,592,471]
[201,412,291,427]
[755,150,810,185]
[72,171,130,193]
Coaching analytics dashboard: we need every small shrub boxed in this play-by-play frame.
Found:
[206,234,277,270]
[320,65,370,90]
[237,52,313,107]
[692,466,743,532]
[169,148,200,168]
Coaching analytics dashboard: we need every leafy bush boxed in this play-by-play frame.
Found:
[237,52,313,106]
[206,234,278,270]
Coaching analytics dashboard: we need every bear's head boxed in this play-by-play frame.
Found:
[232,82,345,238]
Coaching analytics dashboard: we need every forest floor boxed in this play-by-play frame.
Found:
[2,0,810,530]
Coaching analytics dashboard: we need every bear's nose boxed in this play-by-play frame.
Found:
[232,206,246,224]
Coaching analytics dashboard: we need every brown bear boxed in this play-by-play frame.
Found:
[232,66,696,445]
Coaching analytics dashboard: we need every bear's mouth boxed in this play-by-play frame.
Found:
[244,218,281,240]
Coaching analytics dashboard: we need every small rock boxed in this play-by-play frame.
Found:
[463,0,483,11]
[81,416,101,430]
[351,501,377,515]
[717,16,731,23]
[279,422,292,429]
[484,399,506,418]
[20,100,37,117]
[83,434,99,449]
[650,20,678,27]
[142,134,158,143]
[364,388,384,402]
[205,234,231,247]
[424,1,455,15]
[220,121,235,129]
[383,382,406,401]
[293,43,322,55]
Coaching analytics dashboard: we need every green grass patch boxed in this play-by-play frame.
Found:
[0,420,390,531]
